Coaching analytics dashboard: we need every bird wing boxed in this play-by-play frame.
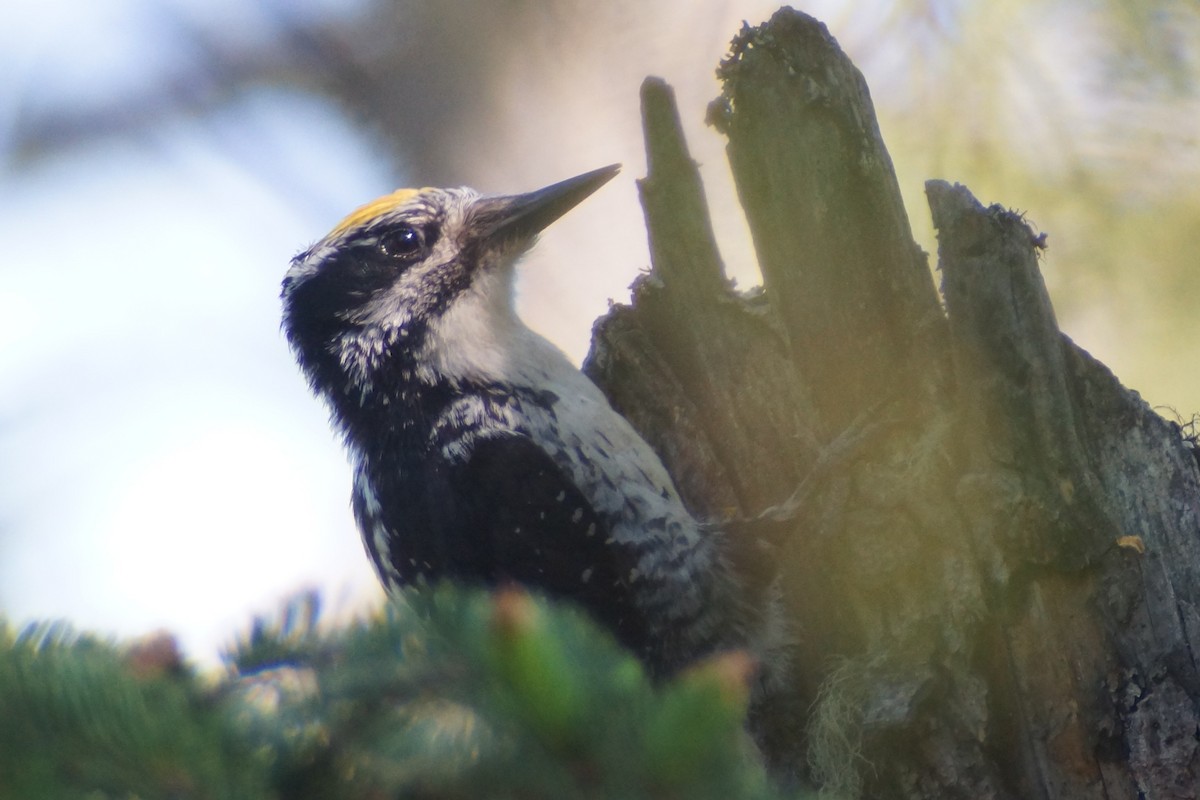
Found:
[451,434,650,653]
[359,432,650,657]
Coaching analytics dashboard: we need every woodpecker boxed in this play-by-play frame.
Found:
[281,165,786,680]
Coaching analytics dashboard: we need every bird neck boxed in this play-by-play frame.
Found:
[328,261,585,453]
[413,262,587,398]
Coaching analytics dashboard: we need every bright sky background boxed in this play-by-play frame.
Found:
[2,0,1196,667]
[0,0,392,661]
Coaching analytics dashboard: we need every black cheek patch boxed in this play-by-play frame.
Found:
[284,248,398,357]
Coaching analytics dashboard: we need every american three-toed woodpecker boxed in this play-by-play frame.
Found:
[281,165,786,679]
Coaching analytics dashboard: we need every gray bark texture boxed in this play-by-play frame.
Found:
[582,8,1200,800]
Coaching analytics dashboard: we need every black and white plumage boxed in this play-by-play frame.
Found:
[281,166,785,678]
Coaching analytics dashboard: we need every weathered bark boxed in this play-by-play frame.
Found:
[584,8,1200,799]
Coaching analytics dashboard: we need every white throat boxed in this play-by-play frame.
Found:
[417,262,578,391]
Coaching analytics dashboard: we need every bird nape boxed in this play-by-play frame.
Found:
[280,165,788,689]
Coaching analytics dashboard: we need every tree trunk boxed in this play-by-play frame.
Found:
[582,8,1200,799]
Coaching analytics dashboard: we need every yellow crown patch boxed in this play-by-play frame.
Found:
[329,188,428,238]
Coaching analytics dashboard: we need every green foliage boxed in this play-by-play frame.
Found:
[0,620,268,800]
[1,587,795,800]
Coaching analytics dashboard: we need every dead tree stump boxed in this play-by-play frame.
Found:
[583,8,1200,799]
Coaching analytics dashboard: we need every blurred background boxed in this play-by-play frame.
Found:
[2,0,1197,666]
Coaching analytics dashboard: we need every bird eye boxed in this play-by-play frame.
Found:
[379,226,424,259]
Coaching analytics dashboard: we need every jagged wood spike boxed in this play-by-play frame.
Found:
[712,8,948,431]
[638,76,729,296]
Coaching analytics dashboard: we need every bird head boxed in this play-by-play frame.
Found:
[281,164,620,403]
